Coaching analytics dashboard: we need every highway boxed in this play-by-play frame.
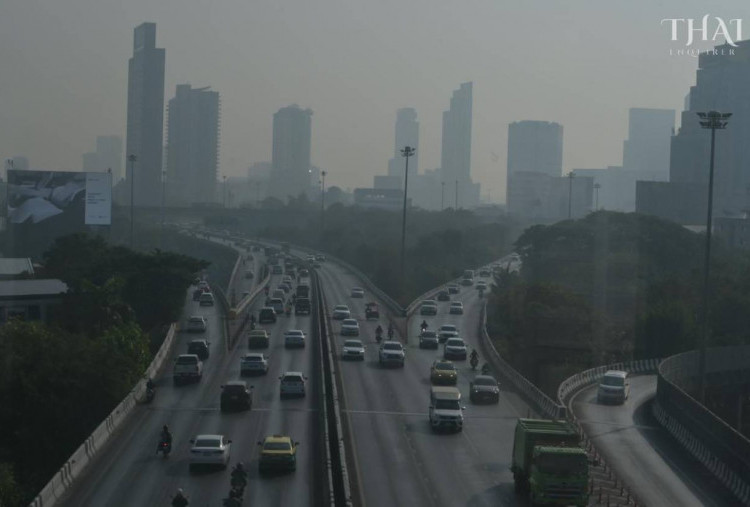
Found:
[316,261,534,506]
[571,376,737,507]
[58,249,324,506]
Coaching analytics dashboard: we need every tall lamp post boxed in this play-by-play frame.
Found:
[567,171,575,219]
[441,181,445,210]
[222,175,227,208]
[455,180,459,209]
[320,170,327,247]
[161,170,166,249]
[594,183,601,211]
[400,146,415,283]
[128,154,136,248]
[697,110,731,402]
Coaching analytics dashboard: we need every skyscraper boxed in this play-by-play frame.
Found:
[270,105,313,202]
[507,121,563,178]
[387,108,419,187]
[166,85,220,206]
[125,22,165,207]
[440,82,479,208]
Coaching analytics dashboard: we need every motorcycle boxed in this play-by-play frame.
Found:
[375,330,383,343]
[158,440,172,458]
[145,385,155,403]
[481,362,491,375]
[285,306,292,317]
[470,354,479,371]
[387,326,394,340]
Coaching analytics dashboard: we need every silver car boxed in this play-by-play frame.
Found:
[241,353,269,376]
[341,318,360,336]
[341,339,365,360]
[189,434,231,471]
[284,329,306,348]
[280,372,307,398]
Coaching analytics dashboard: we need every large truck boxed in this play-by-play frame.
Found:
[510,418,589,506]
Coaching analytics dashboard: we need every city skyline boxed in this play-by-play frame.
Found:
[0,1,744,202]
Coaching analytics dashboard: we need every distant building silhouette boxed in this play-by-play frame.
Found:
[441,82,479,208]
[125,22,165,207]
[387,108,419,188]
[269,105,313,202]
[623,108,674,178]
[166,84,220,206]
[97,136,123,183]
[637,40,750,223]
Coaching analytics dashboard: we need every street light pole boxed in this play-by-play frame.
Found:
[455,180,459,209]
[128,154,136,249]
[697,110,731,403]
[223,175,227,208]
[567,171,575,219]
[256,181,261,208]
[320,170,327,247]
[441,181,445,210]
[594,183,601,211]
[161,170,166,249]
[400,147,415,283]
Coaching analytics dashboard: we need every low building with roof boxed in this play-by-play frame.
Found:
[0,279,68,323]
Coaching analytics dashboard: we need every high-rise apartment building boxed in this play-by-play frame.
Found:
[165,85,220,206]
[440,82,479,208]
[97,136,123,182]
[269,105,313,202]
[125,22,165,207]
[637,40,750,223]
[387,108,419,187]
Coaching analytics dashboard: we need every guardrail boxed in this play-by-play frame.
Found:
[655,347,750,506]
[30,323,178,507]
[477,302,565,420]
[312,268,354,505]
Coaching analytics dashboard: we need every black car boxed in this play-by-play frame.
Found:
[295,298,311,315]
[437,290,450,301]
[221,381,253,412]
[259,307,277,324]
[187,340,210,360]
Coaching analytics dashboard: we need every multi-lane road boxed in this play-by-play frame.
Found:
[317,261,534,506]
[58,251,323,506]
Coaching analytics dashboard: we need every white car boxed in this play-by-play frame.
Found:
[332,305,351,320]
[379,341,405,367]
[420,300,438,316]
[241,353,269,376]
[186,315,208,333]
[341,339,365,360]
[284,329,306,348]
[438,324,459,343]
[189,434,231,471]
[280,371,307,398]
[340,318,360,336]
[449,302,464,315]
[444,337,468,360]
[350,287,365,298]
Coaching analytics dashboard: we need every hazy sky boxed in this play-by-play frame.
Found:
[1,0,745,201]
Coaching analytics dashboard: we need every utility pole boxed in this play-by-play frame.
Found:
[400,146,415,284]
[697,110,731,403]
[320,170,327,247]
[455,180,459,209]
[161,170,166,249]
[128,154,136,249]
[567,171,575,219]
[223,174,227,208]
[441,181,445,210]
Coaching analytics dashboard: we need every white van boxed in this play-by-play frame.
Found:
[429,386,464,432]
[597,370,630,404]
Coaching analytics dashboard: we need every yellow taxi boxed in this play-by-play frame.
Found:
[257,435,299,472]
[430,359,458,385]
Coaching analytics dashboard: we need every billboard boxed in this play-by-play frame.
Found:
[5,170,112,258]
[7,169,111,226]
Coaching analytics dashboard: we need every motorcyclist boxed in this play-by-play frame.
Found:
[481,362,491,375]
[158,424,172,453]
[172,489,189,507]
[249,314,256,326]
[387,323,394,339]
[231,462,248,488]
[375,324,383,341]
[420,320,428,332]
[146,377,155,391]
[469,350,479,370]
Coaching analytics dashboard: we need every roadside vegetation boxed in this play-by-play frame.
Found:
[0,234,206,506]
[486,211,750,395]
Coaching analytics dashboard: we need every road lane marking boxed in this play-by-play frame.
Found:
[342,408,517,420]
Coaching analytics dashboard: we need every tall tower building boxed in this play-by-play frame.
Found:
[166,85,220,206]
[270,105,313,202]
[125,22,165,207]
[440,82,478,208]
[387,108,419,187]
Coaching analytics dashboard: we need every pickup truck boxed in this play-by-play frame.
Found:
[510,418,589,506]
[173,354,203,385]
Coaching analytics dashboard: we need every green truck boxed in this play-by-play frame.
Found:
[510,418,589,506]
